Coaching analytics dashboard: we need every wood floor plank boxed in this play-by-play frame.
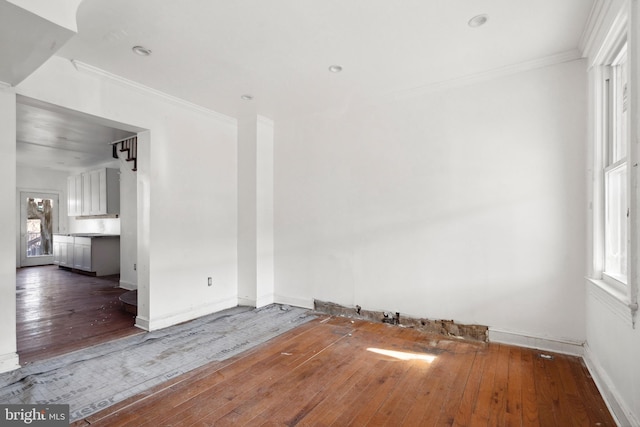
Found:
[468,342,502,425]
[69,317,616,426]
[432,342,479,427]
[451,347,487,427]
[16,265,140,365]
[136,323,353,427]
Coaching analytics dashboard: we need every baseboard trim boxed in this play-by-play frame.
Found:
[256,293,275,308]
[146,296,238,331]
[119,280,137,291]
[135,315,150,331]
[237,297,256,307]
[583,343,638,427]
[488,328,585,356]
[273,294,314,310]
[0,352,20,373]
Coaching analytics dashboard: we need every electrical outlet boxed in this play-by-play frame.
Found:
[134,263,137,271]
[208,277,212,287]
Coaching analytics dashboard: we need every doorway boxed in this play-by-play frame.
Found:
[19,191,59,267]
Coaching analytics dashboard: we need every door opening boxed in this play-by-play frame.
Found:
[19,191,59,267]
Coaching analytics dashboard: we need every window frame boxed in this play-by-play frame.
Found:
[588,9,638,325]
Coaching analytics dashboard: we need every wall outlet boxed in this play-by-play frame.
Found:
[134,263,137,271]
[208,277,212,287]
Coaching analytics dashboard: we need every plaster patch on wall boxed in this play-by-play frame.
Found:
[314,299,488,342]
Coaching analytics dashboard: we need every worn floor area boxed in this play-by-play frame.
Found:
[1,304,315,421]
[71,316,616,426]
[17,265,140,365]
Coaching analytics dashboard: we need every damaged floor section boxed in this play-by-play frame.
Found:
[314,300,489,342]
[0,304,315,421]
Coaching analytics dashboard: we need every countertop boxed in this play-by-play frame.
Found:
[54,233,120,238]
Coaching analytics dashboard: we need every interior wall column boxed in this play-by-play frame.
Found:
[238,115,274,307]
[0,86,20,372]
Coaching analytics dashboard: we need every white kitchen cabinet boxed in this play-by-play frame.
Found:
[67,168,120,216]
[73,237,92,271]
[67,174,83,216]
[53,235,74,267]
[54,234,120,276]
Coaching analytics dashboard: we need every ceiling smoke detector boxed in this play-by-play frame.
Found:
[468,14,489,28]
[132,45,152,56]
[240,94,254,101]
[328,65,343,73]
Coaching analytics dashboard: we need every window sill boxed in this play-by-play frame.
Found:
[586,278,637,327]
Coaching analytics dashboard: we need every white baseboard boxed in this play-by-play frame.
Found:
[119,280,137,290]
[583,343,638,427]
[237,297,256,307]
[0,352,20,373]
[256,293,275,308]
[145,296,238,331]
[273,294,314,310]
[488,328,585,356]
[135,315,150,331]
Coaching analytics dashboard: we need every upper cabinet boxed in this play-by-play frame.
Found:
[67,168,120,217]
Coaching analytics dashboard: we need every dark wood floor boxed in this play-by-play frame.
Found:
[16,265,141,365]
[71,316,616,427]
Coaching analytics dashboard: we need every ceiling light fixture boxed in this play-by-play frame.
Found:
[328,65,343,73]
[468,14,489,28]
[132,45,152,56]
[240,94,254,101]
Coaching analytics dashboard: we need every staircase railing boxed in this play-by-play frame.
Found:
[111,136,137,171]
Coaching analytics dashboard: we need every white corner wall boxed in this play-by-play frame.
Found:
[0,87,19,373]
[274,59,588,343]
[237,115,275,308]
[13,55,238,331]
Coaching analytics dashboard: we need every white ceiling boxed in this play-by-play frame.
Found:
[57,0,595,120]
[16,96,136,172]
[12,0,595,171]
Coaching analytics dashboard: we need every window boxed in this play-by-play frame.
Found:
[603,42,629,287]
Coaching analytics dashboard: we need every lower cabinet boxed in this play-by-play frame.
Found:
[73,237,93,271]
[53,235,74,267]
[53,235,120,276]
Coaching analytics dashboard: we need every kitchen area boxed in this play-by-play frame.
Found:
[15,96,142,363]
[53,167,121,277]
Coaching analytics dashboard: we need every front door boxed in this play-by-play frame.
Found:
[19,192,59,267]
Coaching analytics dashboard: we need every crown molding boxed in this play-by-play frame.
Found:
[69,60,237,126]
[386,49,583,102]
[0,80,12,90]
[579,0,611,58]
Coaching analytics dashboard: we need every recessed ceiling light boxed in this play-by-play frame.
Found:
[328,65,343,73]
[132,45,152,56]
[468,14,489,28]
[240,94,254,101]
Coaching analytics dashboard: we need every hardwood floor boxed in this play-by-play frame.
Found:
[16,265,141,365]
[70,316,616,426]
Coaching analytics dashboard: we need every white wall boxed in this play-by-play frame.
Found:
[274,59,587,343]
[0,88,19,373]
[7,56,238,333]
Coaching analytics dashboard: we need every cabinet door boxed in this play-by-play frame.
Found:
[64,242,74,267]
[81,245,92,271]
[67,175,82,216]
[53,241,60,265]
[81,172,92,216]
[81,169,108,215]
[90,169,106,215]
[73,243,84,269]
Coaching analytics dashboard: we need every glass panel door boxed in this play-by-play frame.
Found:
[26,198,54,257]
[20,192,58,267]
